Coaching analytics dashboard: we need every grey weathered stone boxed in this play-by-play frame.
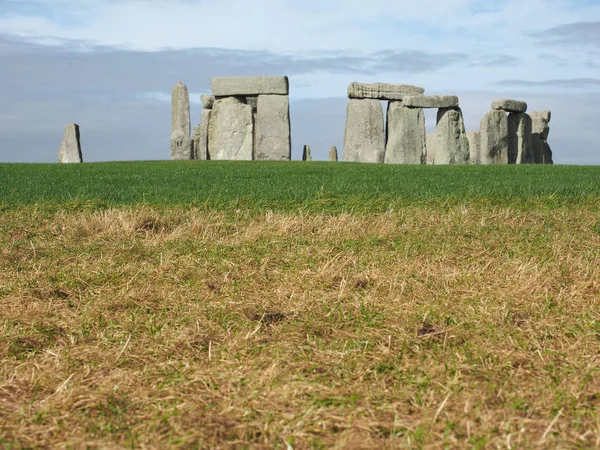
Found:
[466,131,481,165]
[480,110,509,164]
[58,123,83,163]
[426,133,437,165]
[255,95,291,161]
[491,99,527,113]
[211,76,289,96]
[208,97,254,160]
[302,145,312,161]
[434,108,470,164]
[170,130,194,160]
[172,81,191,136]
[329,146,338,162]
[508,113,533,164]
[531,110,553,164]
[385,102,426,164]
[403,95,459,109]
[201,94,215,109]
[343,99,385,163]
[347,82,424,101]
[193,109,211,160]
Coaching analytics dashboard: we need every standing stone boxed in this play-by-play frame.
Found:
[170,130,194,160]
[208,97,254,160]
[385,102,426,164]
[434,108,469,165]
[329,146,338,161]
[426,133,437,165]
[58,123,83,163]
[466,131,481,165]
[302,145,312,161]
[201,94,215,110]
[255,95,291,161]
[171,81,191,136]
[508,113,533,164]
[480,110,509,165]
[531,111,553,164]
[343,99,385,163]
[195,109,211,160]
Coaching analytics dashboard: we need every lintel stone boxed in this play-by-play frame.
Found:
[347,82,424,100]
[211,76,289,96]
[491,99,527,113]
[403,95,459,109]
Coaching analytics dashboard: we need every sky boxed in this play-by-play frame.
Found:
[0,0,599,163]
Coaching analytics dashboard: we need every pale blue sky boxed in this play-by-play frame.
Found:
[0,0,599,163]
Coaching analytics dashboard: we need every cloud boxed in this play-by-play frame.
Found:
[493,78,600,89]
[530,21,600,48]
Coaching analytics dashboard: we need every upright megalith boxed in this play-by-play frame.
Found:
[466,131,481,165]
[385,101,426,164]
[195,109,211,160]
[255,95,291,161]
[508,113,533,164]
[208,97,254,160]
[343,99,385,163]
[480,110,509,164]
[302,145,312,161]
[426,133,437,165]
[58,123,83,163]
[434,108,469,164]
[531,110,553,164]
[171,81,193,160]
[329,146,338,161]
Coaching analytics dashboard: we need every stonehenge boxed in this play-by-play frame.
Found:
[58,123,83,163]
[165,76,554,165]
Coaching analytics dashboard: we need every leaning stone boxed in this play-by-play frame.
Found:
[531,111,551,141]
[434,108,470,164]
[172,81,191,136]
[426,133,437,165]
[403,95,459,109]
[508,113,533,164]
[491,99,527,113]
[480,110,509,164]
[211,76,289,96]
[385,102,426,164]
[329,146,338,162]
[170,130,194,160]
[466,131,481,165]
[343,99,385,163]
[201,94,215,109]
[255,95,291,161]
[208,98,254,160]
[302,145,312,161]
[347,82,424,101]
[58,123,83,163]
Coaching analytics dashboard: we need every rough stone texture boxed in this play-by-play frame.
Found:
[403,95,459,109]
[466,131,481,165]
[531,110,553,164]
[170,130,194,160]
[480,110,509,165]
[385,102,426,164]
[508,113,533,164]
[211,76,289,96]
[343,99,385,163]
[194,109,211,160]
[329,146,338,162]
[58,123,83,163]
[302,145,312,161]
[201,94,215,109]
[255,95,291,161]
[491,99,527,113]
[426,133,437,165]
[172,81,191,136]
[434,108,470,165]
[208,97,254,160]
[347,82,424,101]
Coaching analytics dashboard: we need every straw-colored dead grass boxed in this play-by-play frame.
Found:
[1,204,600,448]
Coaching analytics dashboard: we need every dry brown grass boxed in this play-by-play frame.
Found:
[1,204,600,448]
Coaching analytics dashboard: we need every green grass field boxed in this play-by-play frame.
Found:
[2,161,600,211]
[1,162,600,448]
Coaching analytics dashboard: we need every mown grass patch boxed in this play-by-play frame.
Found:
[1,203,599,448]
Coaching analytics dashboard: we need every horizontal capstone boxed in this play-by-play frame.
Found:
[403,95,459,109]
[347,82,424,100]
[211,76,289,96]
